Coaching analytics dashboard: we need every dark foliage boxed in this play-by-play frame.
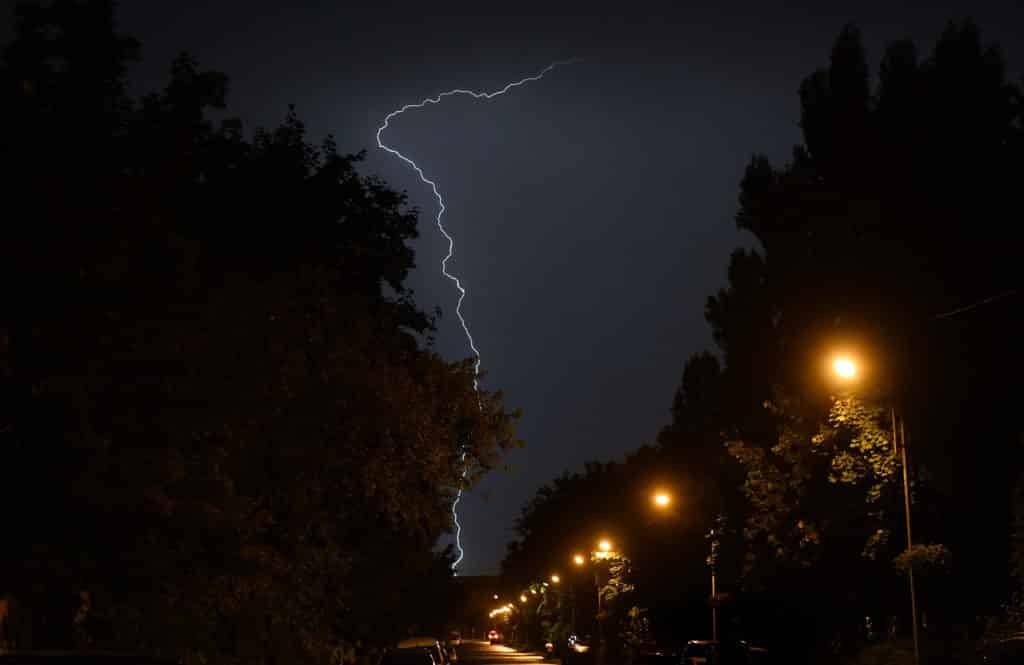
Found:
[0,1,520,662]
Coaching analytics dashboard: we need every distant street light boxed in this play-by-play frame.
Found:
[649,489,720,640]
[550,574,561,584]
[573,553,586,566]
[520,594,528,602]
[493,594,499,600]
[598,540,612,552]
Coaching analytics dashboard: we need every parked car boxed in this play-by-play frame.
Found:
[633,642,680,665]
[981,633,1024,665]
[681,640,769,665]
[564,634,595,665]
[746,646,770,665]
[396,637,449,665]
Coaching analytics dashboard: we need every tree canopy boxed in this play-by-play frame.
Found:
[0,1,520,661]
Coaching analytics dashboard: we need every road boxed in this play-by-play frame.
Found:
[455,640,550,665]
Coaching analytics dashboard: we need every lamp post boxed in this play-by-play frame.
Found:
[594,540,614,619]
[572,540,615,653]
[705,515,727,642]
[570,552,601,636]
[652,490,722,641]
[573,549,589,631]
[831,354,920,665]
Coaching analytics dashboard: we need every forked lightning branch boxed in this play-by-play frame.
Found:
[376,59,578,573]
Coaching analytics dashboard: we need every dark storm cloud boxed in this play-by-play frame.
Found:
[41,0,1023,574]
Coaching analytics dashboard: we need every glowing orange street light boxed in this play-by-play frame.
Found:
[520,594,528,602]
[550,574,561,584]
[832,355,858,381]
[598,540,612,552]
[653,491,671,508]
[573,553,586,566]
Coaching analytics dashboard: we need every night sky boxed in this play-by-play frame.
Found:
[7,0,1022,575]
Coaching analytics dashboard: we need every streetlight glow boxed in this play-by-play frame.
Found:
[550,574,560,584]
[832,355,858,380]
[520,594,528,602]
[573,553,586,566]
[598,540,612,552]
[653,492,671,508]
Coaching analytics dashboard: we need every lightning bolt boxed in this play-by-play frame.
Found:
[376,59,579,573]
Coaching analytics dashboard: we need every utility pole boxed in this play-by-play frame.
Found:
[710,564,717,642]
[570,578,576,636]
[894,413,921,665]
[706,514,725,642]
[595,568,605,665]
[830,357,920,663]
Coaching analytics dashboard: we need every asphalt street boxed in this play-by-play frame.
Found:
[455,641,550,665]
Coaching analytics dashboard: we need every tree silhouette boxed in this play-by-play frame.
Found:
[713,17,1023,659]
[504,17,1023,663]
[0,1,520,660]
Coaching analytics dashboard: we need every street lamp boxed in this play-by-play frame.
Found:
[550,574,561,584]
[650,491,717,640]
[567,542,616,647]
[829,352,919,665]
[832,355,858,380]
[706,517,726,643]
[587,540,616,653]
[520,594,528,603]
[649,490,720,640]
[569,554,587,637]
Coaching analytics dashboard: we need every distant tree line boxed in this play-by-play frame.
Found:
[502,19,1023,665]
[0,1,521,662]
